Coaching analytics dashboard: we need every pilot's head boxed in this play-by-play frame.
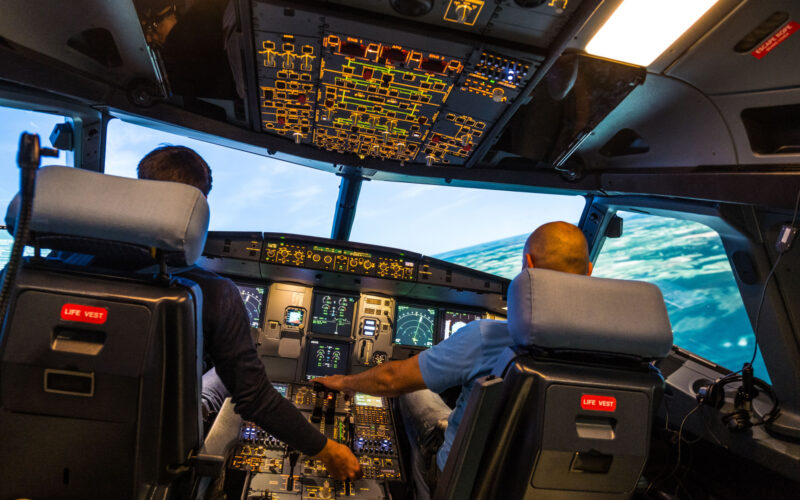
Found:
[522,221,592,275]
[138,145,212,197]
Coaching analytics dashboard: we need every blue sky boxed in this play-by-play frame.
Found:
[1,106,585,255]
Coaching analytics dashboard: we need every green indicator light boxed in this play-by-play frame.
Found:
[280,236,285,239]
[490,79,495,83]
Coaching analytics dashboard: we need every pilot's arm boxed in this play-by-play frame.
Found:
[318,356,427,397]
[318,321,481,397]
[201,274,360,479]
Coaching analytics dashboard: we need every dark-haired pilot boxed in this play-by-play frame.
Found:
[317,221,593,496]
[137,145,361,480]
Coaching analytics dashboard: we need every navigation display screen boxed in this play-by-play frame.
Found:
[264,238,417,281]
[354,393,384,408]
[305,339,350,379]
[394,304,435,348]
[441,310,482,341]
[272,383,289,398]
[236,285,266,328]
[311,292,358,336]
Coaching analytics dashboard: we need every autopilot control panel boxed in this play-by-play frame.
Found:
[228,383,402,499]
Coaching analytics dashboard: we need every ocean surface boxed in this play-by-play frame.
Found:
[434,214,769,381]
[0,215,768,380]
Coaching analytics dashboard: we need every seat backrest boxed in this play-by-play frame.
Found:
[0,166,210,500]
[435,268,673,500]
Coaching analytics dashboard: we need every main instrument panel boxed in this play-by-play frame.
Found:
[210,231,509,499]
[252,2,540,166]
[229,384,402,499]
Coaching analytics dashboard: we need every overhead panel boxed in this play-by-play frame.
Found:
[251,1,540,166]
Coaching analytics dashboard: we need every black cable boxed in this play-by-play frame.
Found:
[0,150,39,327]
[748,188,800,366]
[749,257,781,365]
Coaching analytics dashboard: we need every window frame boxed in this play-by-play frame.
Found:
[582,195,800,407]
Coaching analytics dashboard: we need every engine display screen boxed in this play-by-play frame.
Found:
[441,310,482,341]
[305,339,350,379]
[394,304,435,348]
[354,393,385,408]
[311,292,358,336]
[236,284,266,328]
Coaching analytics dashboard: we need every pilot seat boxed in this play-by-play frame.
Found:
[0,166,235,500]
[435,268,673,499]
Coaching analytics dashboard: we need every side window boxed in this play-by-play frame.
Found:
[593,211,770,382]
[1,106,67,268]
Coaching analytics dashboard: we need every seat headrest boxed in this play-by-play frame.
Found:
[5,166,210,266]
[507,268,673,359]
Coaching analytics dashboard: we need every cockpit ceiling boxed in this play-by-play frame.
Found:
[324,0,578,47]
[1,0,799,204]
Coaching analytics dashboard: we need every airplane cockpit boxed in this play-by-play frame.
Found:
[1,0,800,499]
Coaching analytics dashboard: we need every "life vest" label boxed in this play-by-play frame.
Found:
[60,304,108,325]
[580,395,617,412]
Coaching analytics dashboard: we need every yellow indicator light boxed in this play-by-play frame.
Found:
[444,0,484,26]
[585,0,719,66]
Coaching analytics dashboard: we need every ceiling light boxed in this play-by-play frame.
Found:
[585,0,719,66]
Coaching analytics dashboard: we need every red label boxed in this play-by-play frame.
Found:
[580,395,617,412]
[60,304,108,325]
[752,21,800,60]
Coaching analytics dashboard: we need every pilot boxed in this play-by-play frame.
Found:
[317,221,592,495]
[136,146,361,480]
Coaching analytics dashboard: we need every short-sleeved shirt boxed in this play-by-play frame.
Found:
[417,319,515,470]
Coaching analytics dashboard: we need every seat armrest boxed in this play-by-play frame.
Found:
[195,398,242,477]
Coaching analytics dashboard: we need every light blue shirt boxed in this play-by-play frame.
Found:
[417,319,515,470]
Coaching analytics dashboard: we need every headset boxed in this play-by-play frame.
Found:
[695,364,780,432]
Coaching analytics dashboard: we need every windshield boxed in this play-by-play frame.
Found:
[1,106,67,267]
[105,118,341,237]
[350,181,586,279]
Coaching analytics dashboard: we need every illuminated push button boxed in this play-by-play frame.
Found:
[298,94,307,104]
[491,88,504,103]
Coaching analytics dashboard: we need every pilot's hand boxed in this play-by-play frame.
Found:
[316,375,350,394]
[313,439,362,480]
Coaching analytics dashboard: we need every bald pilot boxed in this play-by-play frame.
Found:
[318,221,593,496]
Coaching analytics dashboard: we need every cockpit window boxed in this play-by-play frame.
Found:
[593,211,770,382]
[1,106,67,268]
[105,118,340,236]
[349,180,586,278]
